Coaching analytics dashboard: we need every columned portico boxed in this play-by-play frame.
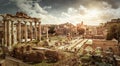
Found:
[2,12,41,49]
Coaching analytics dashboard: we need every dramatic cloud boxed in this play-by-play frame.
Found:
[5,0,120,25]
[10,0,62,24]
[43,6,52,10]
[59,1,120,25]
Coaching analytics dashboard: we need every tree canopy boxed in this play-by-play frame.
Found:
[48,25,55,34]
[77,28,85,35]
[106,23,120,43]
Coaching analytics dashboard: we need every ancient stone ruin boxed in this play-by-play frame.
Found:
[0,12,41,49]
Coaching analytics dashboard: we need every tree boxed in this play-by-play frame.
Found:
[106,32,113,40]
[48,25,55,34]
[114,24,120,43]
[77,28,85,35]
[106,23,120,44]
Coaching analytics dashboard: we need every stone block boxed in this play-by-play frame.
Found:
[0,60,5,66]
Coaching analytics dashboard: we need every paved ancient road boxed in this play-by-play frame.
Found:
[67,39,84,50]
[57,38,82,50]
[70,39,88,52]
[58,38,89,52]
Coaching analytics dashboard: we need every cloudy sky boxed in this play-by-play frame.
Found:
[0,0,120,25]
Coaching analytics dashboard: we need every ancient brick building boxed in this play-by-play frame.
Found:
[105,18,120,27]
[54,22,76,35]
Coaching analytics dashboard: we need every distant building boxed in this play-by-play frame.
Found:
[105,18,120,27]
[54,22,76,36]
[77,21,86,29]
[85,23,106,39]
[105,18,120,38]
[85,25,97,38]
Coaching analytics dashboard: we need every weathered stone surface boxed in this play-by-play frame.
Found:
[45,50,65,63]
[23,51,44,63]
[11,45,45,64]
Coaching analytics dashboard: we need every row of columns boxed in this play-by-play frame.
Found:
[17,21,41,43]
[4,19,41,48]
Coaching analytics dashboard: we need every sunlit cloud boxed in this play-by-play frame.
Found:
[9,0,120,25]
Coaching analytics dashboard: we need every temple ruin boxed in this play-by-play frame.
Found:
[0,12,41,49]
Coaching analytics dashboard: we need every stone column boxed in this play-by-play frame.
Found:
[30,21,33,41]
[7,20,12,49]
[46,25,48,39]
[14,25,17,44]
[4,20,8,47]
[46,25,49,42]
[34,21,37,40]
[38,21,41,41]
[18,21,21,43]
[11,21,14,44]
[24,21,28,42]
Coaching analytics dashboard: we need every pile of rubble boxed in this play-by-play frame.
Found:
[10,44,66,64]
